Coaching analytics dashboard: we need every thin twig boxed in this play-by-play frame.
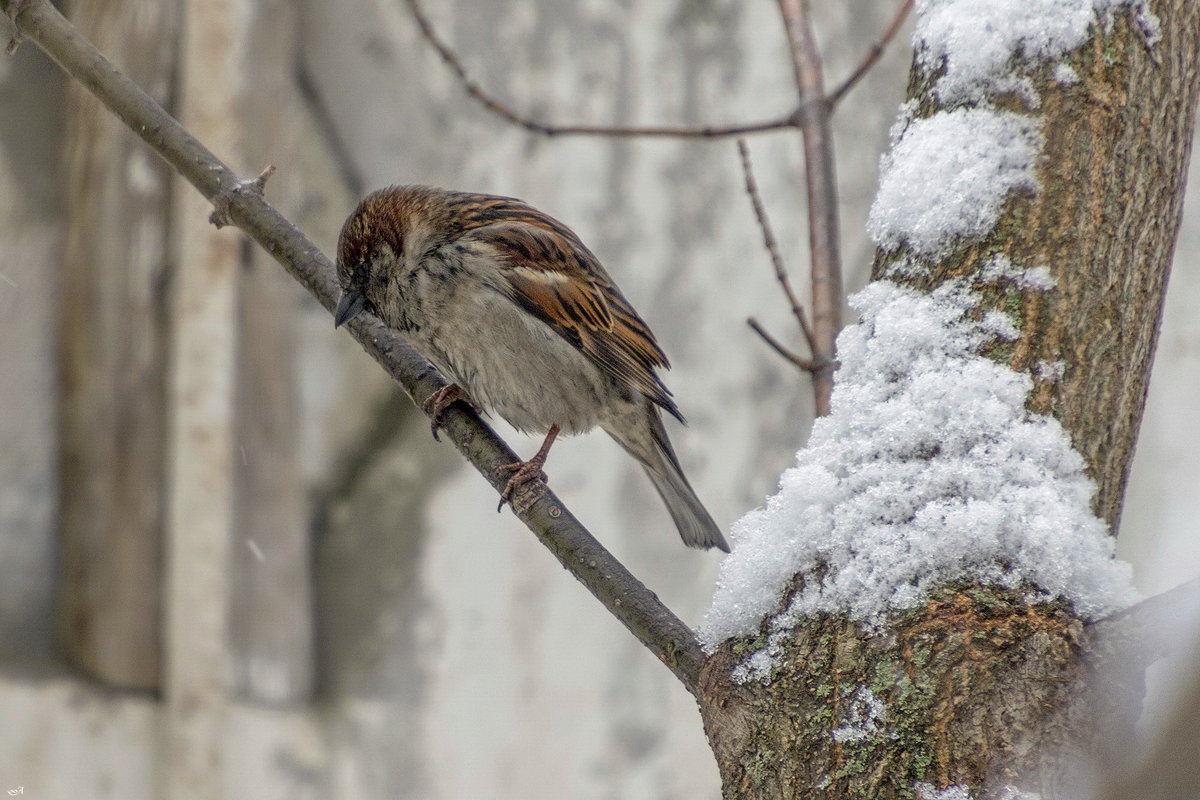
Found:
[748,318,817,372]
[402,0,796,140]
[776,0,842,417]
[3,0,708,697]
[737,139,817,352]
[295,57,368,198]
[828,0,914,108]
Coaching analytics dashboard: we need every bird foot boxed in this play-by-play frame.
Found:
[495,425,560,513]
[421,383,479,441]
[496,458,549,513]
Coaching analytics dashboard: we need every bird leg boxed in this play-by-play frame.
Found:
[421,383,480,441]
[497,425,560,512]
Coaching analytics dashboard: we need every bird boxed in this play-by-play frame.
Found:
[334,185,729,552]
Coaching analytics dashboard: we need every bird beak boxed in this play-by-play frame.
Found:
[334,288,367,329]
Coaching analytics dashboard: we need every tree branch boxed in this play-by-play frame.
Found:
[737,139,818,359]
[2,0,707,696]
[402,0,796,140]
[776,0,842,417]
[827,0,914,108]
[294,56,368,198]
[747,318,817,372]
[1088,576,1200,669]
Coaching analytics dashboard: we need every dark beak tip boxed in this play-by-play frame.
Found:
[334,289,367,329]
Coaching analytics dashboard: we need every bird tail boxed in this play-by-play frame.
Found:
[604,404,730,553]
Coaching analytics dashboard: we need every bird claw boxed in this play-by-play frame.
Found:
[421,383,478,441]
[494,425,559,513]
[492,424,556,513]
[495,460,549,513]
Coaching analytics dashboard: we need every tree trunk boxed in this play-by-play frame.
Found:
[58,0,179,690]
[228,0,315,707]
[887,2,1200,535]
[161,0,243,796]
[701,589,1097,799]
[698,2,1200,798]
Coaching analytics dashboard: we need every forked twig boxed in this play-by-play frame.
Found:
[748,318,817,372]
[738,139,817,353]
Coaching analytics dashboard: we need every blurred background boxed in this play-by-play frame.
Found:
[0,1,1196,798]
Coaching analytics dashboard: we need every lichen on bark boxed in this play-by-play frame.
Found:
[701,587,1092,800]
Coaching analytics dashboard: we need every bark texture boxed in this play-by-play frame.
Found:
[699,2,1200,798]
[880,2,1200,533]
[701,589,1097,799]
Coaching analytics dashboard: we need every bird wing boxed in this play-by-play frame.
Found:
[457,201,683,423]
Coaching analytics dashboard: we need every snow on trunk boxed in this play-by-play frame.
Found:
[703,0,1149,677]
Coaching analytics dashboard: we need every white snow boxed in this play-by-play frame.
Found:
[831,687,887,743]
[867,109,1041,258]
[916,784,974,800]
[701,0,1141,677]
[917,785,1037,800]
[915,0,1155,103]
[978,255,1056,290]
[1034,360,1067,381]
[1053,63,1080,85]
[702,282,1135,656]
[997,789,1043,800]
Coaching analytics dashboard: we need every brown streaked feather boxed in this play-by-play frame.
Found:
[453,197,683,423]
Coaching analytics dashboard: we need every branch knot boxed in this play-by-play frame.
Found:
[209,164,276,229]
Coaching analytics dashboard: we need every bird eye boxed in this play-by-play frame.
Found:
[352,261,371,286]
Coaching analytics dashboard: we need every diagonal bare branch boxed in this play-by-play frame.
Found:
[1,0,707,696]
[294,57,368,198]
[1088,575,1200,668]
[828,0,914,108]
[747,318,818,372]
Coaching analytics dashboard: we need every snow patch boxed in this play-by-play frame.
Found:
[916,784,974,800]
[1053,63,1080,85]
[868,110,1041,258]
[915,785,1040,800]
[998,788,1043,800]
[915,0,1156,103]
[978,255,1056,290]
[1035,360,1067,381]
[831,687,887,743]
[702,281,1135,657]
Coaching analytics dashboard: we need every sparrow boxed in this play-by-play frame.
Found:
[334,185,729,552]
